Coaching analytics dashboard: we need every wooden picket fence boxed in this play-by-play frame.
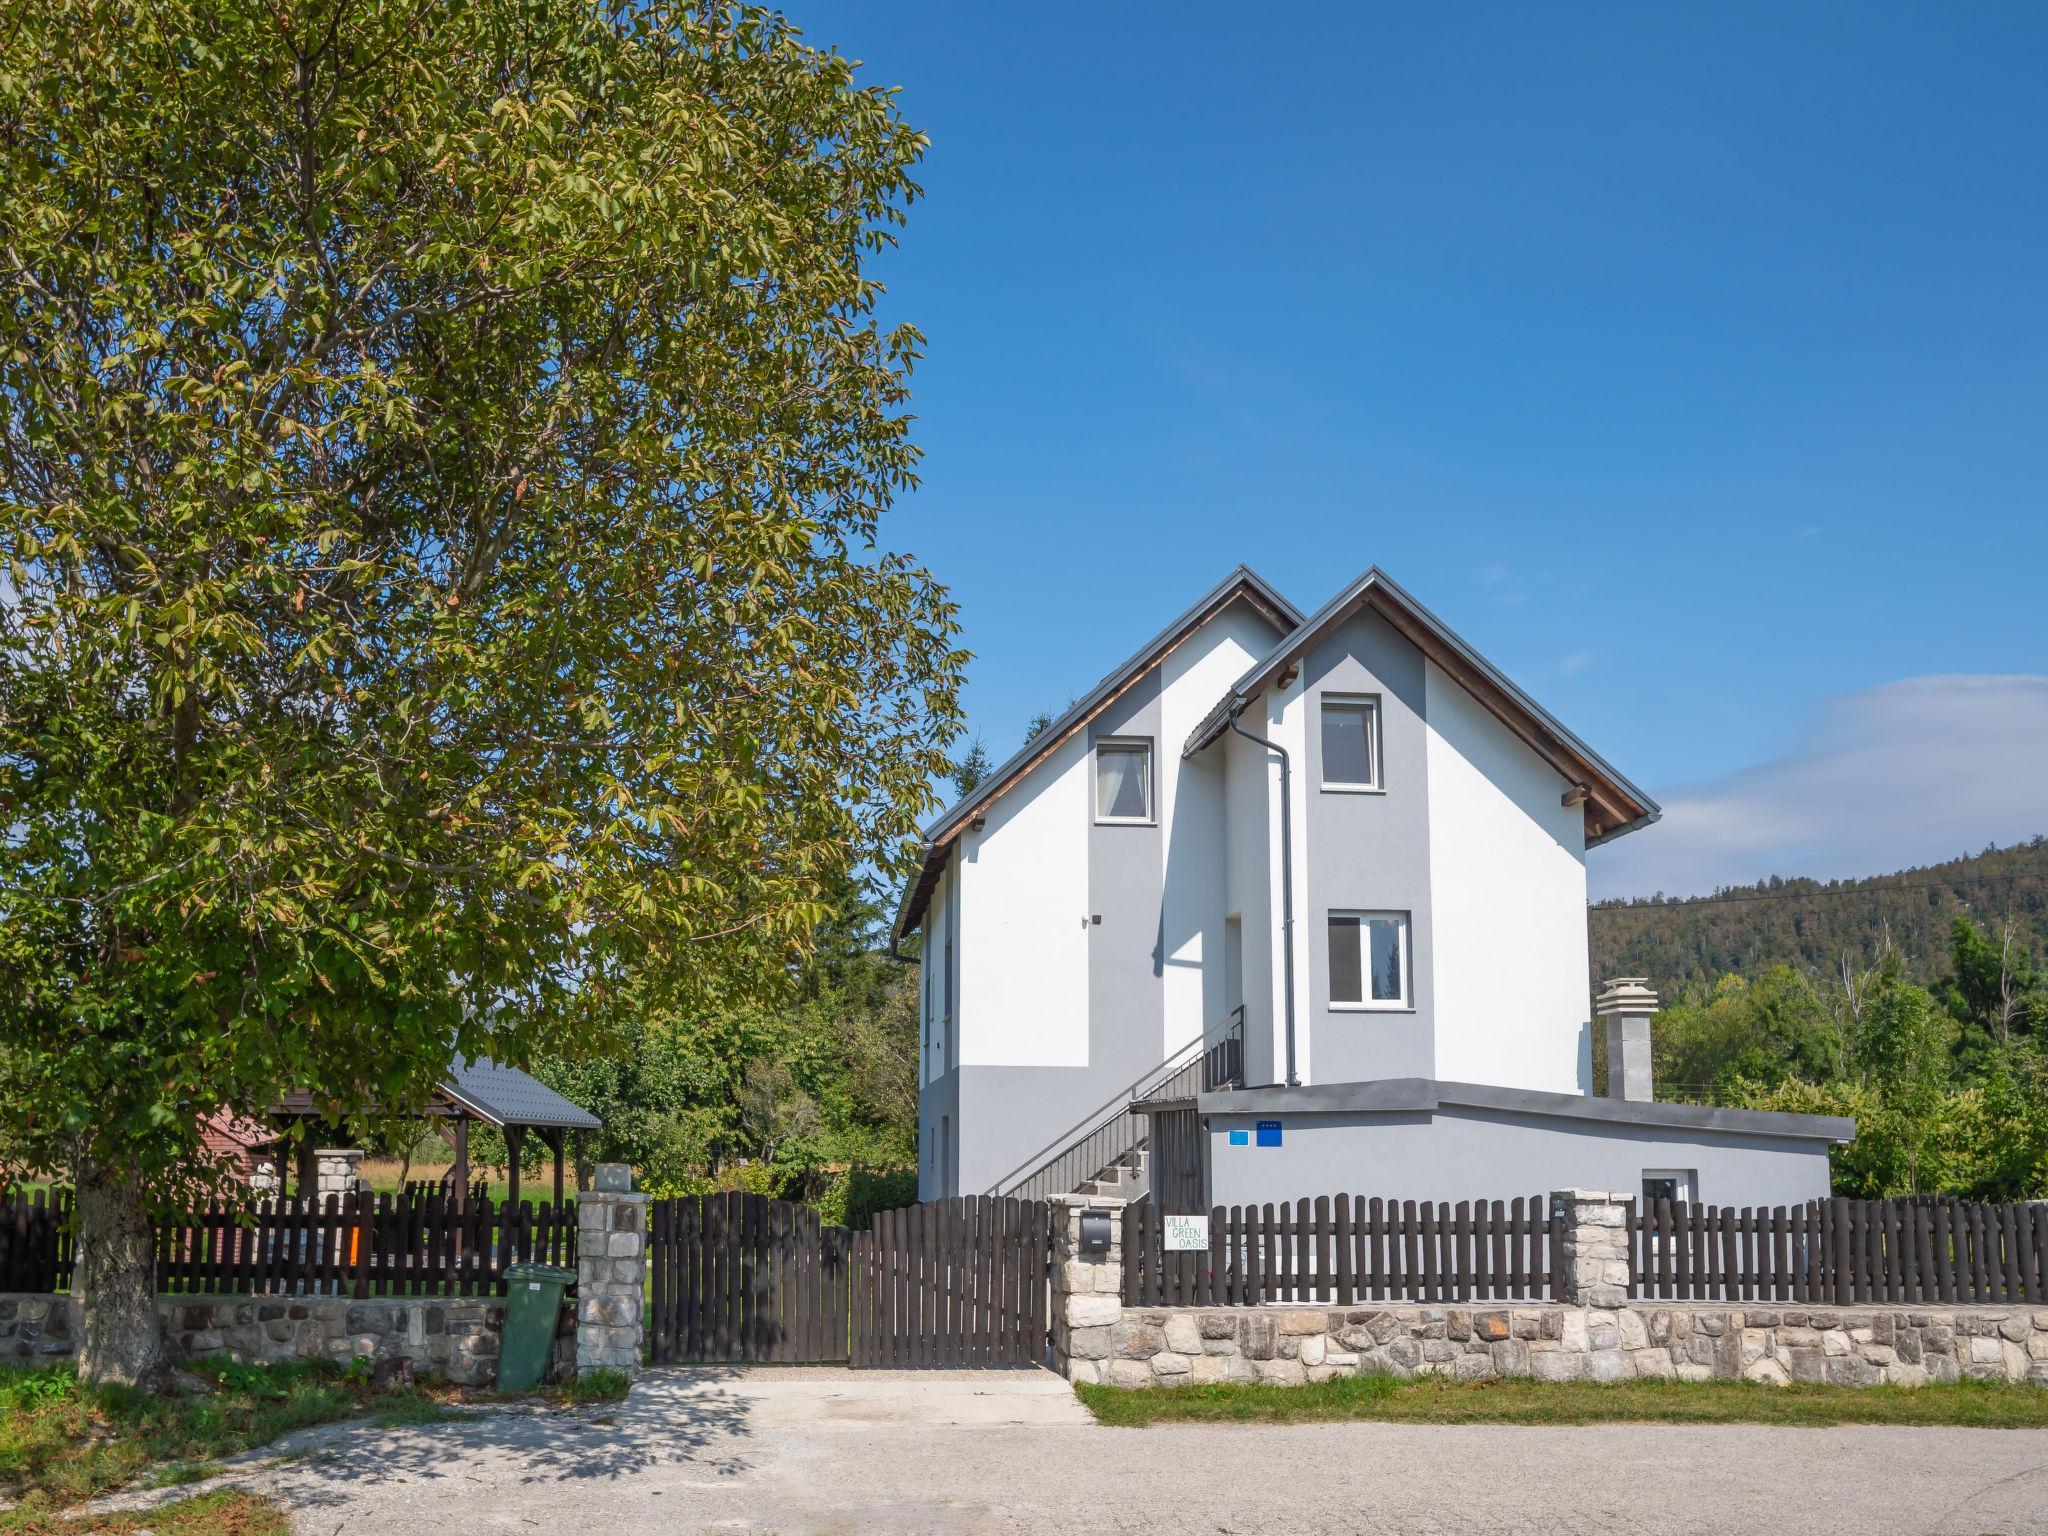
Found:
[1123,1196,1564,1306]
[648,1192,1052,1368]
[850,1196,1050,1367]
[0,1189,75,1292]
[1,1188,574,1299]
[1635,1197,2048,1305]
[649,1192,852,1364]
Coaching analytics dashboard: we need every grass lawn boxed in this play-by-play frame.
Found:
[1076,1372,2048,1429]
[0,1357,456,1525]
[0,1490,287,1536]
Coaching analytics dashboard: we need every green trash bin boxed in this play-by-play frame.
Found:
[499,1261,576,1392]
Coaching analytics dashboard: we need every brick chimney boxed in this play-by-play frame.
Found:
[1595,977,1659,1102]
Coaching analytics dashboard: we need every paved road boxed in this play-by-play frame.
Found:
[101,1367,2048,1535]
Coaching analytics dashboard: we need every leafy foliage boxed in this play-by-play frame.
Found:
[521,874,919,1217]
[0,0,962,1377]
[1641,919,2048,1198]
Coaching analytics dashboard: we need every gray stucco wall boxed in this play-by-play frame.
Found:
[1301,608,1435,1084]
[1090,666,1167,1097]
[1203,1103,1835,1212]
[945,665,1175,1198]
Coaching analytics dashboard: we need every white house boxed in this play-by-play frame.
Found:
[897,566,1850,1214]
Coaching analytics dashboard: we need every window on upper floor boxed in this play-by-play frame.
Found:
[1329,910,1410,1009]
[1094,738,1153,823]
[1319,694,1382,791]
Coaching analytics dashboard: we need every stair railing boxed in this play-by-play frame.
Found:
[984,1006,1247,1201]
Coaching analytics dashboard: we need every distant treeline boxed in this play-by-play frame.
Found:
[1590,837,2048,993]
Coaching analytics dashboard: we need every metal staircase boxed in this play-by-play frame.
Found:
[984,1008,1245,1203]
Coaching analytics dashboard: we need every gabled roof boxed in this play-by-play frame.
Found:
[1184,566,1659,846]
[269,1057,601,1132]
[893,565,1302,940]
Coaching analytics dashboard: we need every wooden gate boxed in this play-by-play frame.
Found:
[648,1193,850,1363]
[849,1196,1050,1368]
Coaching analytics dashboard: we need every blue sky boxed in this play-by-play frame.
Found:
[798,2,2048,897]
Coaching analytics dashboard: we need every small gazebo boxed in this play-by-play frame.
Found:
[266,1057,600,1209]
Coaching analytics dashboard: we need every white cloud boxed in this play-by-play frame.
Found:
[1588,675,2048,900]
[1559,649,1594,675]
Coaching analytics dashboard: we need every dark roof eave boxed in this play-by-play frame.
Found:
[894,565,1302,939]
[1182,567,1660,843]
[1194,1078,1855,1143]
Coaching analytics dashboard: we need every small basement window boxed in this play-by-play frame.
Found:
[1329,910,1410,1009]
[1094,739,1153,823]
[1320,695,1382,790]
[1642,1170,1695,1208]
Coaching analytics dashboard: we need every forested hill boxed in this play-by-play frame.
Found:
[1589,838,2048,992]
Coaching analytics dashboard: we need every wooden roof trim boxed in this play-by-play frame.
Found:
[1361,590,1639,839]
[896,577,1297,939]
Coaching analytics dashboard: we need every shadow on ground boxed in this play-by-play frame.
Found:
[235,1368,763,1515]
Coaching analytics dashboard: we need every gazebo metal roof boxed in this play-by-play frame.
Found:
[439,1057,600,1132]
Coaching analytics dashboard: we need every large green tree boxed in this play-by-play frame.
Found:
[0,0,962,1386]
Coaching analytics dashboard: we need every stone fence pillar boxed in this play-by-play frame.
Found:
[1554,1189,1633,1309]
[576,1164,646,1378]
[1051,1195,1124,1383]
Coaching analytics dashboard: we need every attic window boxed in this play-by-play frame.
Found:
[1320,695,1382,790]
[1094,739,1153,823]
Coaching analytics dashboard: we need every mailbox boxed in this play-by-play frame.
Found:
[1078,1207,1112,1254]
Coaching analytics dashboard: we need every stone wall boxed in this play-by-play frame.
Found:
[0,1291,575,1387]
[248,1148,365,1200]
[574,1163,646,1378]
[1056,1190,2048,1390]
[1094,1300,2048,1388]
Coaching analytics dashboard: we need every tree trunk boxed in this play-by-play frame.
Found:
[74,1153,170,1391]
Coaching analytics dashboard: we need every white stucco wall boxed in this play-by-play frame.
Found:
[957,729,1092,1067]
[1156,603,1274,1060]
[1424,659,1592,1094]
[1221,718,1274,1085]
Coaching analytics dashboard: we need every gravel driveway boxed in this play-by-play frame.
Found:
[94,1366,2048,1535]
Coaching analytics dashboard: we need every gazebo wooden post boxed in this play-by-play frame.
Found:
[544,1129,565,1207]
[272,1141,290,1200]
[451,1115,470,1214]
[294,1125,318,1202]
[505,1125,524,1208]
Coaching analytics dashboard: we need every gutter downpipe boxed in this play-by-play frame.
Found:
[1226,696,1299,1088]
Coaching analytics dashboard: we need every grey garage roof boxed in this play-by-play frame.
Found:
[1174,1078,1854,1144]
[440,1057,601,1131]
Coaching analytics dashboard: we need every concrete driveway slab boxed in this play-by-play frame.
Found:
[84,1367,2048,1535]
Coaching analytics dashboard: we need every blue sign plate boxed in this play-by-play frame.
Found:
[1255,1119,1283,1148]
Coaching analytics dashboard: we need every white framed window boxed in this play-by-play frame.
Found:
[1328,910,1411,1009]
[1094,738,1153,823]
[1642,1170,1695,1208]
[1319,694,1382,791]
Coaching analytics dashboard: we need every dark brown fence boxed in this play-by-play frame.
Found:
[1,1189,76,1292]
[1635,1198,2048,1305]
[404,1179,488,1204]
[2,1189,574,1298]
[649,1192,851,1364]
[1123,1196,1564,1306]
[850,1195,1050,1367]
